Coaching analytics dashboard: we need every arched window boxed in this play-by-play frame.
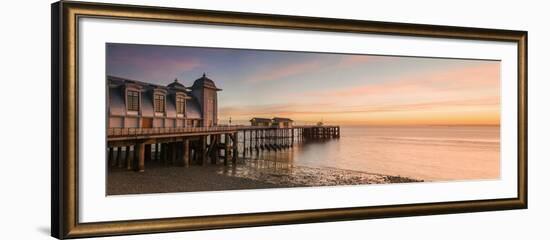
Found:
[127,90,140,112]
[176,95,186,115]
[154,94,165,113]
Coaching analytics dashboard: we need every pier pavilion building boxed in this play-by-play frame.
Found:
[107,73,221,129]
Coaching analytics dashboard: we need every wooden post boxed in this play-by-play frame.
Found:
[286,129,290,148]
[278,129,281,148]
[183,139,189,168]
[136,143,145,172]
[284,129,288,148]
[117,147,126,168]
[165,143,171,164]
[171,142,177,164]
[166,143,171,164]
[201,135,207,166]
[145,144,152,162]
[317,128,320,138]
[232,133,238,164]
[244,131,247,154]
[155,143,160,160]
[223,133,230,165]
[265,130,270,151]
[249,130,253,153]
[256,130,260,153]
[210,135,219,164]
[126,145,133,170]
[108,147,115,167]
[259,130,263,150]
[161,143,167,164]
[272,129,276,151]
[174,142,180,164]
[264,129,267,150]
[114,147,121,167]
[291,129,294,147]
[277,129,280,149]
[284,129,287,148]
[316,128,319,138]
[191,148,196,164]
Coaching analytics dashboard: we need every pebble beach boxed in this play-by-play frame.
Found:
[107,160,421,195]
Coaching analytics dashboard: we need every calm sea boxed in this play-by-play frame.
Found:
[243,126,500,181]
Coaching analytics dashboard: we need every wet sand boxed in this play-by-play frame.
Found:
[108,160,421,195]
[107,164,283,195]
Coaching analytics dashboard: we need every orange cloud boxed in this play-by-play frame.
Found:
[221,61,501,126]
[311,62,500,98]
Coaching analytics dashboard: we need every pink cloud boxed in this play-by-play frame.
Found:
[242,55,383,84]
[337,55,375,67]
[219,97,499,118]
[308,62,500,98]
[108,51,202,82]
[244,60,323,83]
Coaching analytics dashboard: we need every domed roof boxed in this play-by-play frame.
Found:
[167,78,187,91]
[192,73,222,91]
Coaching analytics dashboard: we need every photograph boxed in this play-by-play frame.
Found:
[106,43,501,195]
[47,1,529,238]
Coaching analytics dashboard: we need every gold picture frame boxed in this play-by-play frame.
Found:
[51,1,527,239]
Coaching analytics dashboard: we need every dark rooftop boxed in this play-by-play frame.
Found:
[272,117,293,122]
[192,73,222,91]
[250,117,272,122]
[167,78,187,91]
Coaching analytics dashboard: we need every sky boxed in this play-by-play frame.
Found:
[107,43,500,126]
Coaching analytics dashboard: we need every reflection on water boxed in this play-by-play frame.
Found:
[227,126,500,182]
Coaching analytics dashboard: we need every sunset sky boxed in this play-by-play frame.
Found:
[107,43,500,126]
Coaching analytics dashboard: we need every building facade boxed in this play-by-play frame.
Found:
[250,117,294,128]
[250,117,272,127]
[272,117,293,128]
[107,74,222,129]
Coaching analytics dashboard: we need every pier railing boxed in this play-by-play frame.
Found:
[108,125,341,140]
[233,125,340,130]
[107,124,340,171]
[108,126,239,137]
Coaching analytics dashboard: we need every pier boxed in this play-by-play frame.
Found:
[107,125,340,172]
[106,74,340,173]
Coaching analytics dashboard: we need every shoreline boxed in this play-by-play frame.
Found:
[223,160,423,188]
[107,161,422,195]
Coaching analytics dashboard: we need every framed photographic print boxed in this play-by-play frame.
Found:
[51,1,527,239]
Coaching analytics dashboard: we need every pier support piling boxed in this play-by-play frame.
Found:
[144,144,152,162]
[224,134,230,165]
[201,135,207,166]
[114,147,122,167]
[161,143,168,164]
[117,147,125,168]
[108,147,115,167]
[171,142,177,165]
[232,133,238,164]
[183,139,189,167]
[136,143,145,172]
[126,145,133,170]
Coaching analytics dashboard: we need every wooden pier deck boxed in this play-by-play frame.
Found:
[106,125,340,172]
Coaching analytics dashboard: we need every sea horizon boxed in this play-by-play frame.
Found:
[235,125,500,182]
